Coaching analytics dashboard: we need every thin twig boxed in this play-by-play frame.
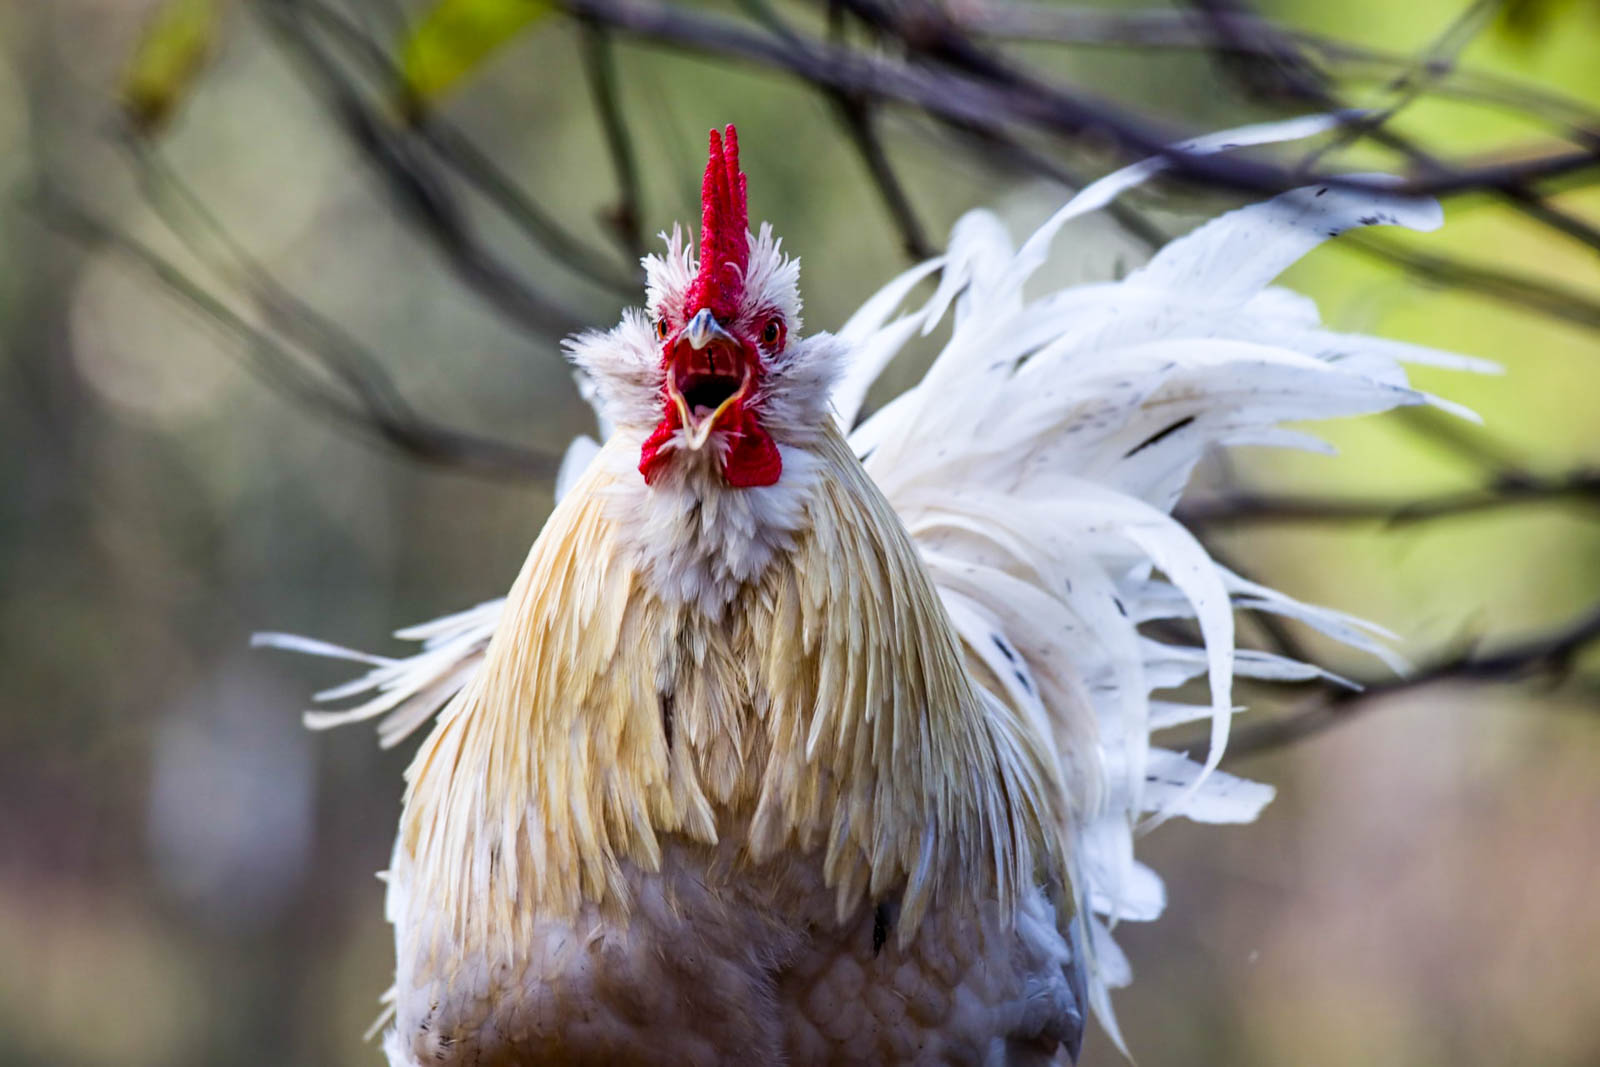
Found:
[297,0,643,296]
[580,21,648,261]
[34,189,560,480]
[260,0,599,338]
[1348,231,1600,332]
[1222,601,1600,760]
[1178,469,1600,529]
[123,134,416,424]
[1392,405,1528,472]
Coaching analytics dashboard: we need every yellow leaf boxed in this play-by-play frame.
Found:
[400,0,553,113]
[121,0,222,135]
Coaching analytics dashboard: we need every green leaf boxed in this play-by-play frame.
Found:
[121,0,223,135]
[400,0,554,113]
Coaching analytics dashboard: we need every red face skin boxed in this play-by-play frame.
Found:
[637,307,785,489]
[638,125,785,489]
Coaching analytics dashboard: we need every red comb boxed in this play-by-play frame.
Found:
[685,125,749,321]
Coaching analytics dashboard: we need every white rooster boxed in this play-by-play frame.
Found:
[259,118,1487,1064]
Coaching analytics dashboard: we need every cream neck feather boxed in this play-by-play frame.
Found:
[591,426,824,615]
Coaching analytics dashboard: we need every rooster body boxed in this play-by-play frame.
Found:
[387,425,1075,1065]
[262,121,1488,1064]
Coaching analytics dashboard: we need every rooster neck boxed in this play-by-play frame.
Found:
[594,423,831,615]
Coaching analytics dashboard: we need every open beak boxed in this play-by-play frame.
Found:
[666,308,754,450]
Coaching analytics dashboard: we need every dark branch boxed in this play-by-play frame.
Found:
[833,100,935,260]
[1391,406,1527,472]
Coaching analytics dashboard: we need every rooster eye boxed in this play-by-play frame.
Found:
[654,319,670,341]
[762,317,784,348]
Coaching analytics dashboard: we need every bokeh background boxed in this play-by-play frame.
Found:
[2,0,1598,1064]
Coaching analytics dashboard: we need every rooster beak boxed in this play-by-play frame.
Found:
[666,308,753,451]
[683,308,736,351]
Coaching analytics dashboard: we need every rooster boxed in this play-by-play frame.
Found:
[259,120,1487,1065]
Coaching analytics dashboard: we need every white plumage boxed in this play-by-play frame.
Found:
[258,116,1489,1060]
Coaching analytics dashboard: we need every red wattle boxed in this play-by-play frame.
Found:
[637,406,781,488]
[721,410,782,487]
[638,411,681,485]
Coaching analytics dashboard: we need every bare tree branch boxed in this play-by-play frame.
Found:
[77,0,1600,764]
[834,100,937,259]
[253,0,1600,334]
[1392,405,1527,472]
[821,0,1600,198]
[1188,0,1600,256]
[1222,601,1600,760]
[953,3,1600,137]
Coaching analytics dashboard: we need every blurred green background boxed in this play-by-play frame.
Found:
[2,0,1597,1064]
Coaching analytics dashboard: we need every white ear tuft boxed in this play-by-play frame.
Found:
[757,332,847,447]
[561,309,663,435]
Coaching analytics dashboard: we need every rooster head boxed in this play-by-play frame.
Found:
[567,125,839,492]
[642,125,783,487]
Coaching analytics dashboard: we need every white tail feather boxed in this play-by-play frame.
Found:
[835,121,1486,1037]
